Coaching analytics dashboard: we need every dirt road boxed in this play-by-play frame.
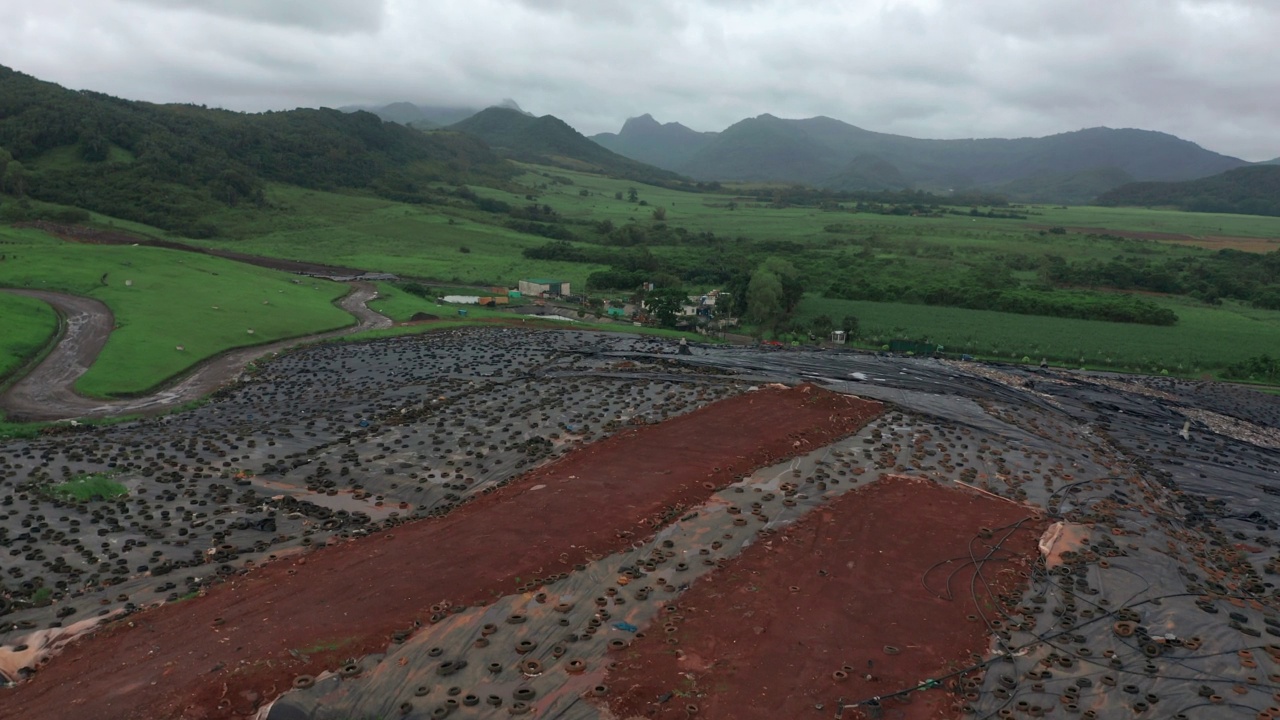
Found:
[0,282,391,422]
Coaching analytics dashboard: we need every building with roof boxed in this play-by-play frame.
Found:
[518,278,570,298]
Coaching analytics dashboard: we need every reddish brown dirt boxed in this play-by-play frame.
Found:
[0,385,881,720]
[1157,236,1280,253]
[605,475,1047,720]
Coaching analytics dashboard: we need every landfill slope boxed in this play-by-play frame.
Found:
[1,329,1279,720]
[0,378,879,719]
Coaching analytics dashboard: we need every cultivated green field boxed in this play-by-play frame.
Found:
[7,158,1280,389]
[0,291,57,382]
[0,226,354,397]
[490,165,1280,242]
[178,167,1280,378]
[797,295,1280,374]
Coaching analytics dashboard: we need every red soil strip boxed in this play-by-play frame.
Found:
[1157,236,1280,254]
[605,475,1047,720]
[1025,223,1279,253]
[0,385,880,720]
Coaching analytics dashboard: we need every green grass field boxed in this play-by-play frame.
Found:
[193,186,608,290]
[796,295,1280,374]
[0,226,354,397]
[0,291,58,383]
[7,159,1280,391]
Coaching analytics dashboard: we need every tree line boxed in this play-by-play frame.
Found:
[1098,166,1280,218]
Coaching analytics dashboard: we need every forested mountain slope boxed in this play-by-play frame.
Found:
[0,65,513,235]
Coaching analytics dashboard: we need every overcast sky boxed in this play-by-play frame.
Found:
[2,0,1277,160]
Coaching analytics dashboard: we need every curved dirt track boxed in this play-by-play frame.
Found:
[0,282,391,422]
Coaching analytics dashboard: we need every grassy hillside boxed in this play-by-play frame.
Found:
[0,64,514,236]
[1097,165,1280,217]
[0,226,353,397]
[191,184,609,290]
[0,291,57,383]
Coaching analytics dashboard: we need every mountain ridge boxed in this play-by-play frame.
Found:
[338,102,480,128]
[592,114,1248,202]
[450,107,692,188]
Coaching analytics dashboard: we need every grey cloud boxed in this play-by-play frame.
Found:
[121,0,386,34]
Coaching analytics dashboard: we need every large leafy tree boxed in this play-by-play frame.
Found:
[745,257,803,333]
[644,287,687,327]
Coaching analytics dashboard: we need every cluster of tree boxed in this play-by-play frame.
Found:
[1040,249,1280,308]
[952,207,1029,219]
[504,219,576,241]
[1097,166,1280,217]
[0,64,514,235]
[1222,355,1280,383]
[806,314,860,338]
[827,279,1178,326]
[0,197,91,224]
[743,258,805,332]
[586,268,649,291]
[399,282,434,299]
[523,242,679,291]
[523,240,610,265]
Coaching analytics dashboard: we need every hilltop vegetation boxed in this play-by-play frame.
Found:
[338,101,481,128]
[0,65,514,236]
[1097,165,1280,217]
[592,114,1248,203]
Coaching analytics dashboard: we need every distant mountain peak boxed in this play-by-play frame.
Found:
[496,98,532,115]
[591,114,717,170]
[623,113,660,128]
[449,106,684,186]
[339,102,481,128]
